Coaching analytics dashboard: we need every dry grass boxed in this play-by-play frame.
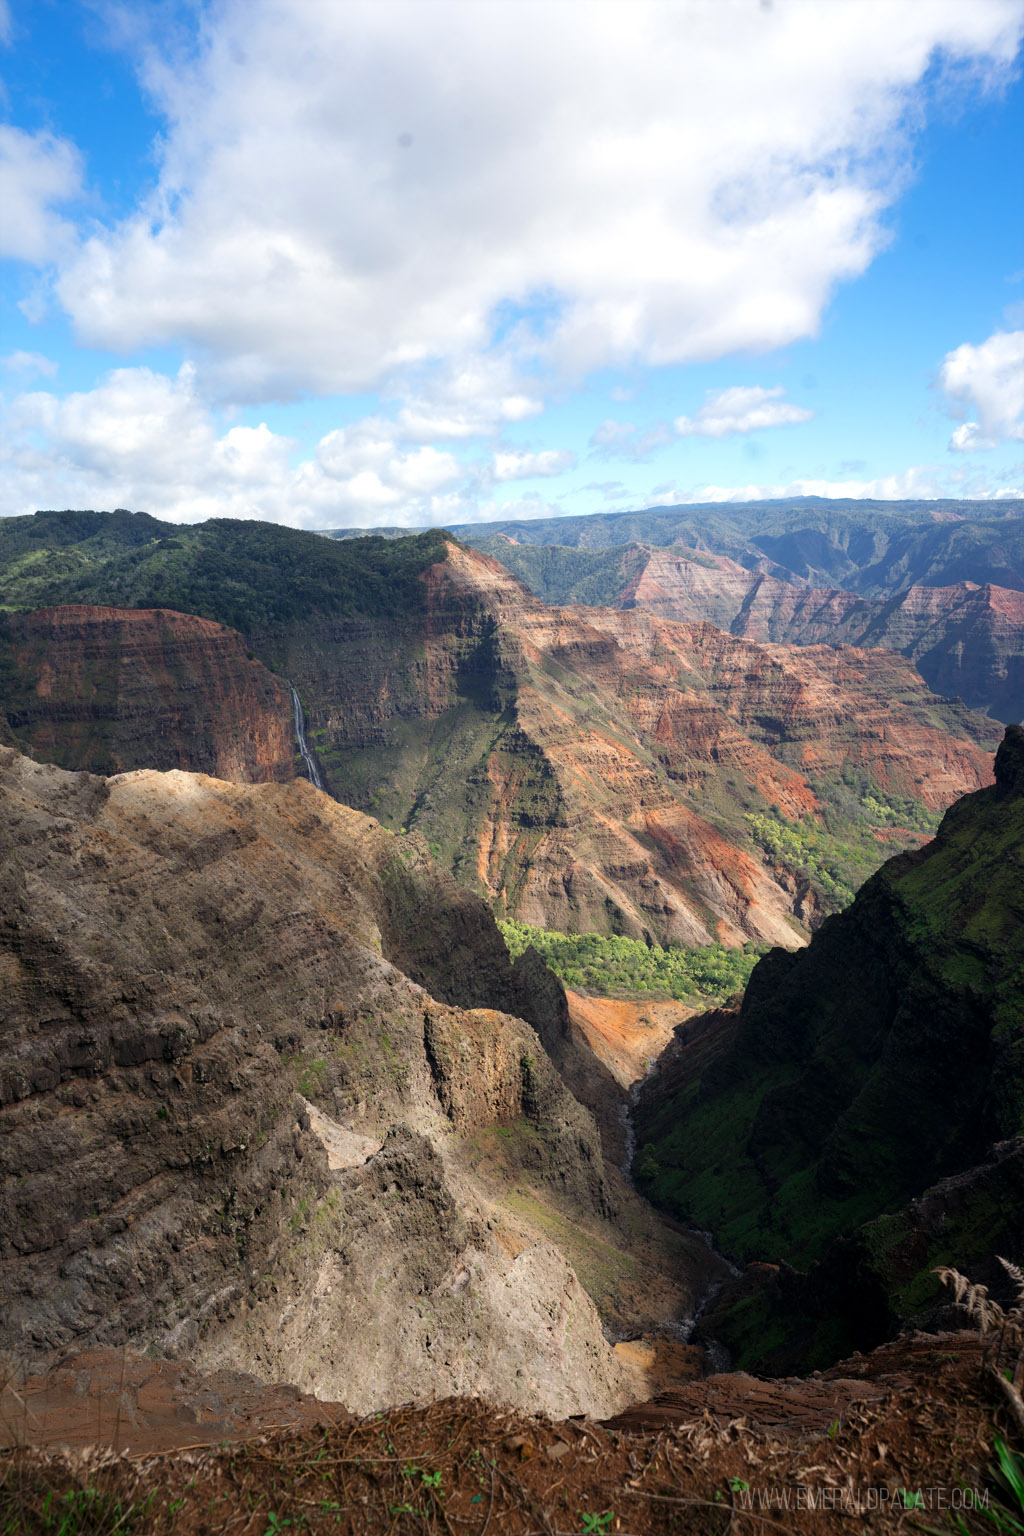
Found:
[0,1334,1020,1535]
[938,1258,1024,1438]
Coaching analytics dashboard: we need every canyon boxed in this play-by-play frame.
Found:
[1,505,1023,1530]
[609,550,1024,724]
[469,536,1024,722]
[0,512,1001,953]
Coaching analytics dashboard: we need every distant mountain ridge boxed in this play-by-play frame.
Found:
[456,521,1024,721]
[322,495,1024,596]
[445,498,1024,594]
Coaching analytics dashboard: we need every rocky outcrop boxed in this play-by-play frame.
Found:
[0,606,296,782]
[634,724,1024,1371]
[0,748,714,1416]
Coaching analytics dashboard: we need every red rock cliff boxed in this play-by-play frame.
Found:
[0,605,296,783]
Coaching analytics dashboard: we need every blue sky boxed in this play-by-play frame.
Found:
[1,0,1023,528]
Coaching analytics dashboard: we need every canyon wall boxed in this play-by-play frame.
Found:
[621,548,1024,722]
[0,606,296,782]
[634,725,1024,1371]
[0,749,714,1416]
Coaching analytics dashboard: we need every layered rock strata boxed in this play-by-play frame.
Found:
[612,548,1024,722]
[281,542,996,947]
[0,749,713,1416]
[0,606,295,782]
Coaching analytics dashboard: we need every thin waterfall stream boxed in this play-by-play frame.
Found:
[290,684,325,791]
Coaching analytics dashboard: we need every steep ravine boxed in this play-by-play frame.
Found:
[615,1032,740,1368]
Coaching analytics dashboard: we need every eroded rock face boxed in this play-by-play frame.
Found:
[0,749,668,1417]
[282,542,996,947]
[0,606,295,782]
[616,548,1024,723]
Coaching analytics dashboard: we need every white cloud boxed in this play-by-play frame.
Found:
[589,418,674,461]
[314,421,461,502]
[642,463,1022,505]
[591,421,637,450]
[674,385,813,437]
[0,365,470,527]
[1,350,58,379]
[491,449,576,482]
[589,385,811,461]
[0,125,82,262]
[48,0,1023,401]
[4,362,1019,529]
[940,329,1024,450]
[392,358,543,441]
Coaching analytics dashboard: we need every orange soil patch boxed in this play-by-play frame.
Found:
[566,991,691,1088]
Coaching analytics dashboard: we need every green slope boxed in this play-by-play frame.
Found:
[635,724,1024,1266]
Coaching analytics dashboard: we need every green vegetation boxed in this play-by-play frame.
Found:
[634,730,1024,1373]
[0,510,450,630]
[742,779,942,915]
[498,919,766,1003]
[744,810,864,910]
[468,537,650,607]
[5,1486,156,1534]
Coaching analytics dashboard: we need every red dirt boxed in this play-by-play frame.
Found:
[565,993,690,1088]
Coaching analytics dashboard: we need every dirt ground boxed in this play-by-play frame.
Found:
[2,1331,1021,1534]
[565,992,691,1089]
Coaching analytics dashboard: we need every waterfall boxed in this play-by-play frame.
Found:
[289,684,325,791]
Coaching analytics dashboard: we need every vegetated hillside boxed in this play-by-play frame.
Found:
[0,509,449,629]
[0,512,1001,949]
[0,605,296,781]
[447,497,1024,594]
[634,724,1024,1372]
[469,541,1024,722]
[0,747,723,1416]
